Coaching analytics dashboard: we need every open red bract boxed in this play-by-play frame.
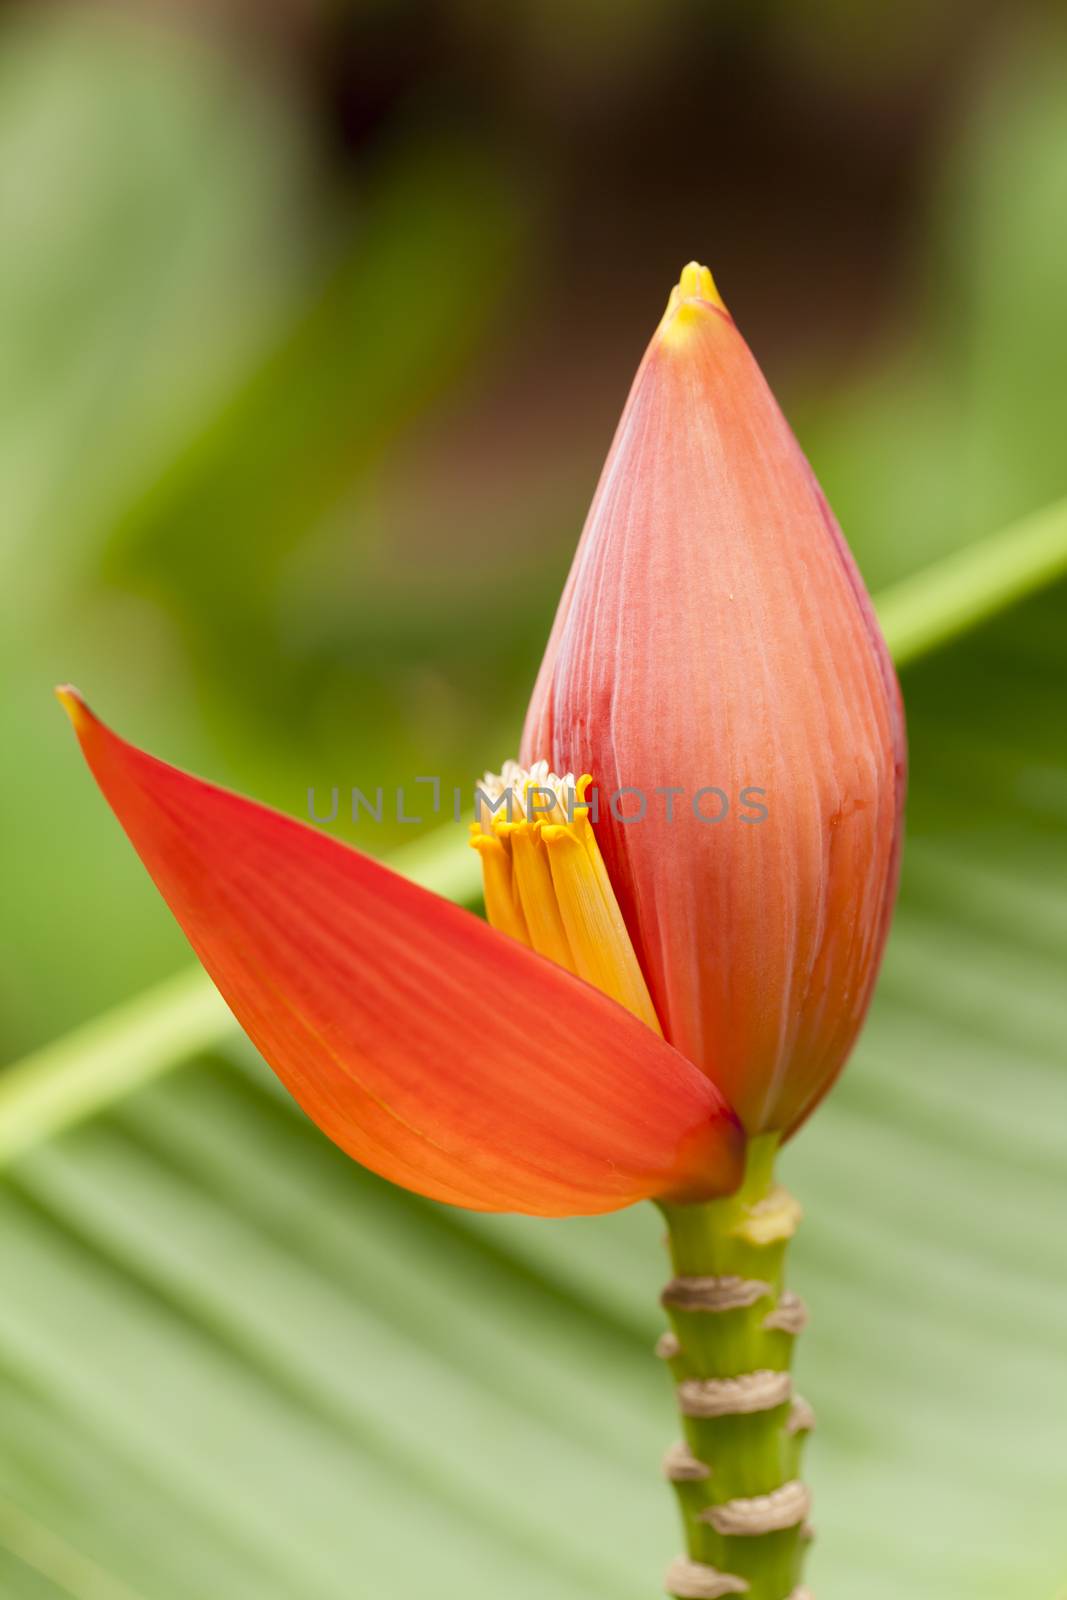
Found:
[59,689,743,1215]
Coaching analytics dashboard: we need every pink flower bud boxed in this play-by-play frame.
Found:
[522,264,906,1136]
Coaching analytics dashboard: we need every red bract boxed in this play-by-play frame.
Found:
[521,264,906,1136]
[58,689,743,1215]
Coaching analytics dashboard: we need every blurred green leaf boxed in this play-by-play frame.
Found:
[875,491,1067,668]
[803,25,1067,595]
[0,4,308,616]
[102,131,528,734]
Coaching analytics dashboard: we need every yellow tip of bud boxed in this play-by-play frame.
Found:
[677,261,724,306]
[659,260,728,343]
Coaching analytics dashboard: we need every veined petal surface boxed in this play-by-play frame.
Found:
[59,690,743,1214]
[522,268,906,1136]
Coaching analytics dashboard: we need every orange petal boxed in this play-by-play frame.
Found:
[58,689,743,1215]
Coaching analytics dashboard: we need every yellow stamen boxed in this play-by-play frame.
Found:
[506,823,574,969]
[472,764,662,1035]
[470,833,529,944]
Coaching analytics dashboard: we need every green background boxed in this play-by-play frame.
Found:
[2,4,1066,1596]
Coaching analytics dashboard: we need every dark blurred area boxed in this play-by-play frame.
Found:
[5,0,1067,1056]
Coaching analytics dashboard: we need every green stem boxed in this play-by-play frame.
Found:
[657,1135,812,1600]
